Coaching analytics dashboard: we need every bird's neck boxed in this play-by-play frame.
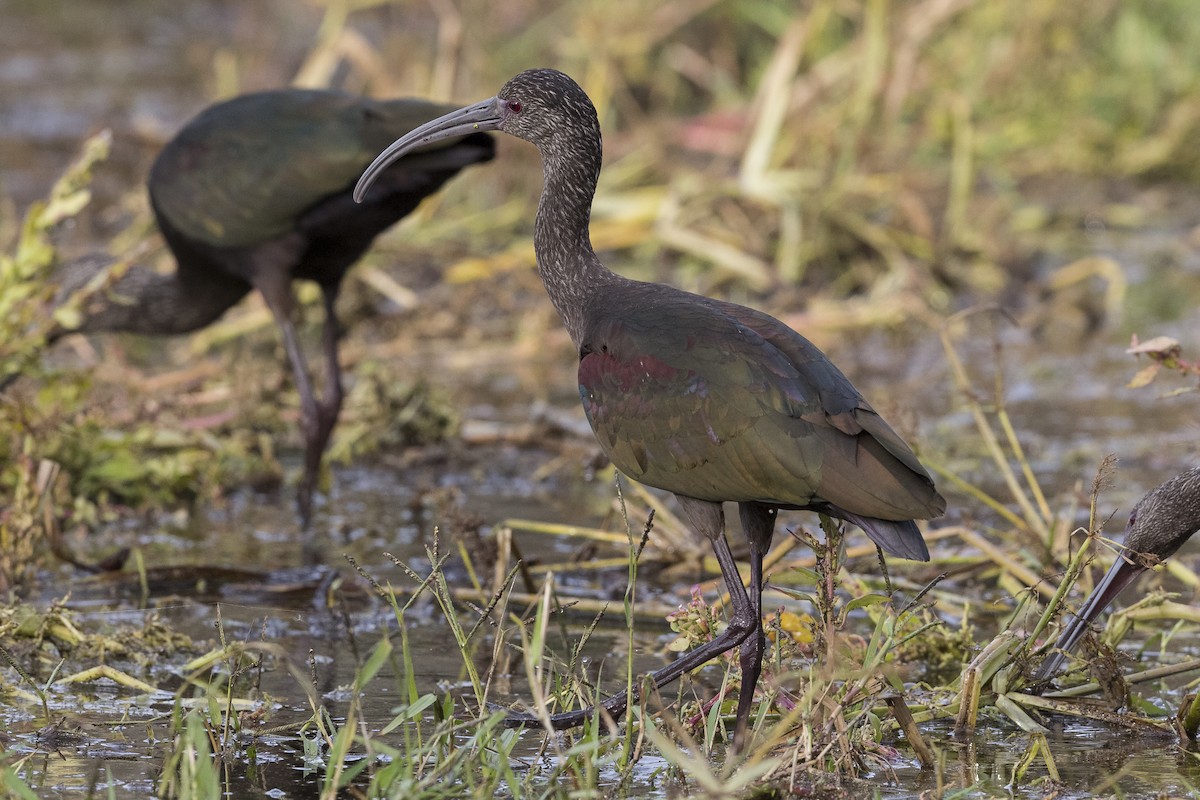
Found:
[55,257,250,339]
[533,143,620,346]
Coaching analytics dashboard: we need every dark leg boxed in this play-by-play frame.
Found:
[505,496,759,731]
[731,502,777,751]
[255,275,321,528]
[317,284,345,426]
[294,284,345,530]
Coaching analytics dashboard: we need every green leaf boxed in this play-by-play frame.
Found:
[846,593,891,612]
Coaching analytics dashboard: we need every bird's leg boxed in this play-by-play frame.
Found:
[505,496,759,732]
[730,503,777,751]
[256,276,321,527]
[297,283,345,519]
[317,284,345,424]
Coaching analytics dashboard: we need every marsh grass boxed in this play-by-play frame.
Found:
[0,130,112,387]
[0,134,113,592]
[0,458,1196,799]
[911,308,1200,783]
[118,477,949,799]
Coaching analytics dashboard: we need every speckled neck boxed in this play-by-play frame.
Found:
[1130,466,1200,557]
[530,118,624,347]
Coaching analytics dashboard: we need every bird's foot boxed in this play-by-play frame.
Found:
[501,711,542,729]
[501,693,629,730]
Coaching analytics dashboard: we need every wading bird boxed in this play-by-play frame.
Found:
[356,69,944,749]
[51,89,494,525]
[1035,466,1200,680]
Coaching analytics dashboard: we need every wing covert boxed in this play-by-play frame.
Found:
[574,283,941,519]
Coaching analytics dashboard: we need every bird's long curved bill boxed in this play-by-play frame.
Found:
[354,97,504,203]
[1033,554,1144,680]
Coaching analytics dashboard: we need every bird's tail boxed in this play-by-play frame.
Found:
[841,513,930,562]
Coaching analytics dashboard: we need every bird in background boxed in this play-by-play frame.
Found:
[43,88,495,526]
[355,68,945,750]
[1035,466,1200,681]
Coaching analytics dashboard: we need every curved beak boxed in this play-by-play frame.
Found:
[355,96,504,203]
[1033,549,1145,680]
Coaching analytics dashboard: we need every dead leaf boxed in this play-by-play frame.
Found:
[1127,363,1160,388]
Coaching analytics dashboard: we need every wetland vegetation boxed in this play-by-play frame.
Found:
[2,1,1200,797]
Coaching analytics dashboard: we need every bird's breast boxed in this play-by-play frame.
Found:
[579,345,680,391]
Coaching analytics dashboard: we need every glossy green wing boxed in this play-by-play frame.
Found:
[148,90,460,247]
[577,283,943,521]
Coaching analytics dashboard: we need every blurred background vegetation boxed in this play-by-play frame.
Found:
[2,0,1200,586]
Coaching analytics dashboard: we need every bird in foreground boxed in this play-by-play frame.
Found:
[1035,466,1200,681]
[49,89,494,526]
[355,69,945,749]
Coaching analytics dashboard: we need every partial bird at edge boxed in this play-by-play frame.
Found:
[1035,466,1200,681]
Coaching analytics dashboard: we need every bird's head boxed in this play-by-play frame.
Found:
[1123,466,1200,559]
[495,69,600,150]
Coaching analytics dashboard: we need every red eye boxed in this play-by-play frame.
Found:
[507,100,522,113]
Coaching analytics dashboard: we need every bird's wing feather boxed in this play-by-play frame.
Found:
[149,91,473,248]
[722,301,945,514]
[577,286,943,521]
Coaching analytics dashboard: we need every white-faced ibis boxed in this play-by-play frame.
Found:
[356,69,944,748]
[50,89,494,525]
[1035,466,1200,680]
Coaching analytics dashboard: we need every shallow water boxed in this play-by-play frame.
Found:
[4,2,1200,798]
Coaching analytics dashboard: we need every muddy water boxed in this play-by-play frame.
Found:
[5,2,1200,798]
